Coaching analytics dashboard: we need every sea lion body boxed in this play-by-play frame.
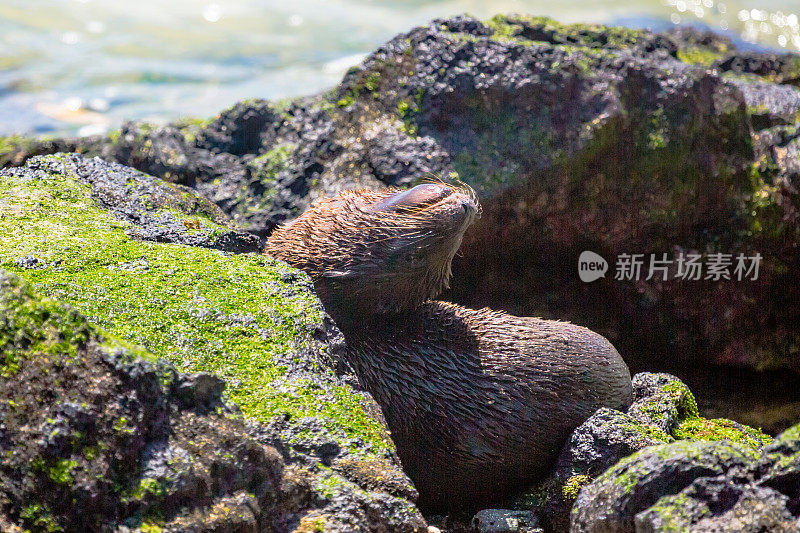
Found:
[266,183,633,510]
[347,302,631,509]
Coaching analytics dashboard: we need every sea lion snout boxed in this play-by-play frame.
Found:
[460,195,479,222]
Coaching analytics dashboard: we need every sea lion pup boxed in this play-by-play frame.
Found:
[266,183,633,511]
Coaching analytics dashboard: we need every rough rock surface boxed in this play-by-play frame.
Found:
[0,154,426,531]
[0,271,425,532]
[570,440,759,532]
[750,424,800,516]
[569,420,800,533]
[471,509,541,533]
[537,373,771,532]
[634,476,797,532]
[46,153,260,253]
[538,409,665,532]
[2,14,800,529]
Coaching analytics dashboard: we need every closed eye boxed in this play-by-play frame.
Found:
[370,183,452,212]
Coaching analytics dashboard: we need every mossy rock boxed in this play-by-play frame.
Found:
[571,422,800,532]
[634,477,796,532]
[0,270,426,532]
[537,374,772,531]
[752,422,800,494]
[485,14,649,50]
[2,12,799,434]
[0,153,395,457]
[571,440,758,532]
[628,373,771,453]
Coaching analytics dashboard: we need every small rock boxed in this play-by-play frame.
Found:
[628,373,697,434]
[471,509,541,533]
[174,372,226,410]
[14,255,47,269]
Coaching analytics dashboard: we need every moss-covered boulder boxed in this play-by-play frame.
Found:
[537,373,770,532]
[570,440,759,532]
[0,271,426,532]
[634,477,796,532]
[0,154,425,531]
[751,423,800,509]
[570,422,800,532]
[536,409,666,532]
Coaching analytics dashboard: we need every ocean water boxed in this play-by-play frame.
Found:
[1,0,799,136]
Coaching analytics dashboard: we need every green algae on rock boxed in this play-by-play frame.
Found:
[627,373,771,453]
[536,373,772,532]
[571,421,800,532]
[0,270,426,532]
[3,19,797,386]
[634,478,796,532]
[0,154,393,457]
[571,440,758,532]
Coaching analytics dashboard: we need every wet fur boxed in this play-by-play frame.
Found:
[266,185,479,324]
[266,184,633,511]
[347,302,631,509]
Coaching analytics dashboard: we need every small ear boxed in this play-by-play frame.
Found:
[322,270,356,280]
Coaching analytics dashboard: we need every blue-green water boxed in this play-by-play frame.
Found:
[2,0,798,136]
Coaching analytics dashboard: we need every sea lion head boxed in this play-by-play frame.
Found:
[266,182,480,323]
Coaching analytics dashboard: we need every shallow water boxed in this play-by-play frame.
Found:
[1,0,799,136]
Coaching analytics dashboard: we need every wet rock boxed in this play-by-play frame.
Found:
[2,11,800,451]
[538,373,770,532]
[751,423,800,512]
[667,26,733,62]
[165,492,261,532]
[715,51,800,85]
[0,270,427,532]
[362,117,451,188]
[0,270,263,531]
[556,408,667,479]
[627,372,698,435]
[637,422,800,532]
[194,98,280,155]
[0,155,426,531]
[0,135,82,167]
[540,408,667,532]
[570,440,758,532]
[107,122,197,182]
[731,79,800,130]
[174,372,226,411]
[471,509,541,533]
[20,153,262,253]
[753,124,800,234]
[634,476,797,533]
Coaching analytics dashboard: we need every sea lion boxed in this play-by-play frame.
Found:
[266,182,633,510]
